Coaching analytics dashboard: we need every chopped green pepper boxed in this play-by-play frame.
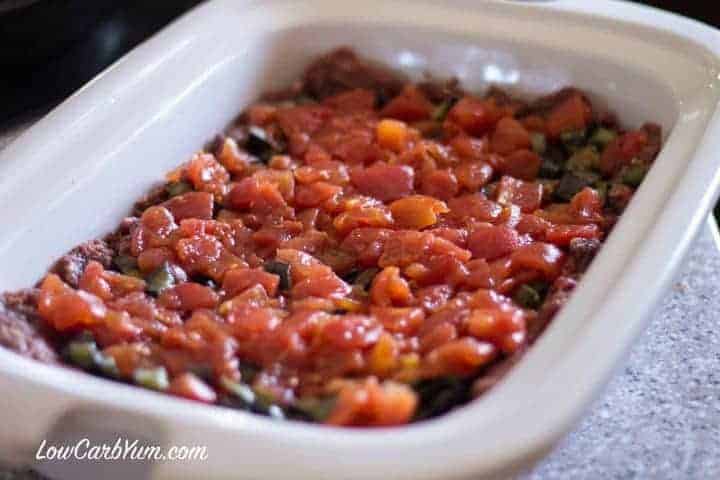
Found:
[66,340,99,370]
[589,127,617,149]
[146,262,176,295]
[621,163,648,187]
[565,146,600,173]
[560,129,587,152]
[253,388,286,420]
[431,98,458,122]
[113,254,141,278]
[221,377,287,419]
[133,367,169,391]
[95,354,120,378]
[291,396,337,422]
[165,181,192,198]
[530,132,547,155]
[64,334,120,378]
[594,180,609,204]
[513,284,543,309]
[352,268,379,291]
[264,260,291,291]
[221,377,256,407]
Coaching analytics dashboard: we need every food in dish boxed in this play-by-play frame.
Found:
[0,48,662,426]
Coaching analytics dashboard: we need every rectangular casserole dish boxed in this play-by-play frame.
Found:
[1,0,720,478]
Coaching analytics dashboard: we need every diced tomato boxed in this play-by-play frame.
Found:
[510,243,565,279]
[424,337,497,376]
[447,194,503,223]
[186,153,230,200]
[491,117,531,155]
[158,282,220,311]
[319,314,381,350]
[292,272,351,300]
[376,119,410,153]
[295,182,343,208]
[545,92,592,138]
[176,234,243,281]
[496,176,543,213]
[163,192,214,221]
[372,307,425,335]
[545,224,601,246]
[38,274,107,331]
[324,88,376,112]
[276,104,333,156]
[429,227,467,248]
[226,176,287,214]
[619,130,649,158]
[521,115,545,132]
[420,322,458,353]
[414,285,454,313]
[227,305,281,340]
[326,378,418,426]
[412,254,469,287]
[428,235,472,262]
[465,307,526,354]
[446,97,503,136]
[378,231,433,268]
[222,267,280,297]
[499,149,541,181]
[380,85,434,122]
[340,227,393,267]
[515,214,551,238]
[216,137,252,175]
[246,104,276,125]
[333,205,394,236]
[465,259,493,289]
[351,163,415,202]
[449,134,488,161]
[390,195,449,230]
[169,373,218,403]
[79,261,146,301]
[420,169,460,201]
[468,224,524,261]
[569,187,604,222]
[131,206,178,255]
[455,161,494,191]
[370,267,413,307]
[599,130,649,175]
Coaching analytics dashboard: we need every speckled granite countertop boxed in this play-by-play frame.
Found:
[524,220,720,479]
[1,116,719,479]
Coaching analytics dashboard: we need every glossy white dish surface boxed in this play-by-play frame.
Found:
[1,1,720,479]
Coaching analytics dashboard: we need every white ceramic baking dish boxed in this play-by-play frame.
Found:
[1,0,720,479]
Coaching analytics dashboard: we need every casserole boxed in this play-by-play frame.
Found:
[1,0,719,478]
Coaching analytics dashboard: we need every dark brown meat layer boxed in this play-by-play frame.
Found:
[0,289,58,363]
[50,239,115,288]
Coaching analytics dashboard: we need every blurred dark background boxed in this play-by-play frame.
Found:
[0,1,716,124]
